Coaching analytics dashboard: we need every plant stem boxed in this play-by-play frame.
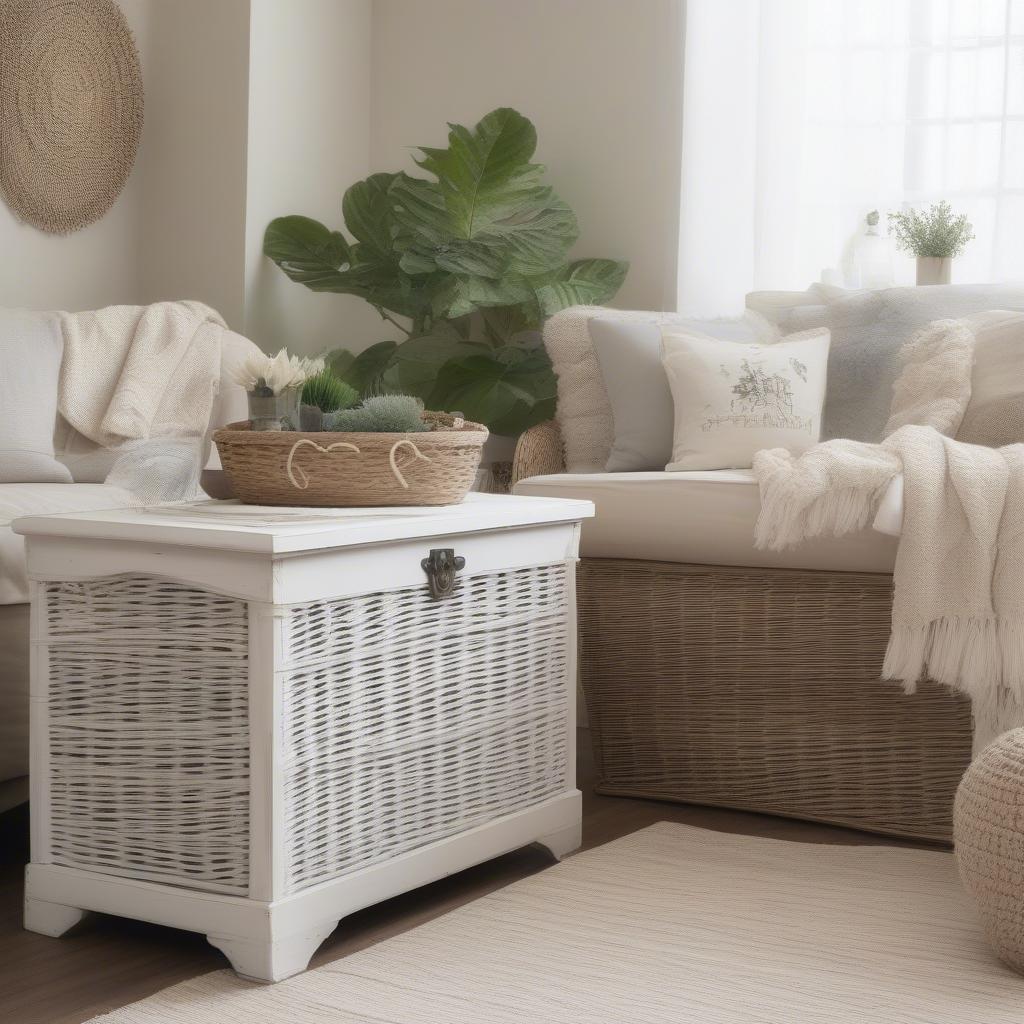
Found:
[374,306,413,338]
[411,313,433,336]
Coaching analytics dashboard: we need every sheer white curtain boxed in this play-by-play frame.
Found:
[677,0,1024,316]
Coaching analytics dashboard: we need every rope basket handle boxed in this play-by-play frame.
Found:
[286,439,361,490]
[389,439,432,489]
[285,437,433,491]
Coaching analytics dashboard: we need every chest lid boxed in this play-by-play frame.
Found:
[13,493,594,555]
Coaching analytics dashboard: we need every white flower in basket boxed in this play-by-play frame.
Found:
[232,349,325,431]
[232,349,325,394]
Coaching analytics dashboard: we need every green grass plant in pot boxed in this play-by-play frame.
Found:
[889,200,974,286]
[263,106,628,437]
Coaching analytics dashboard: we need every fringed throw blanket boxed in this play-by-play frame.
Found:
[754,320,1024,750]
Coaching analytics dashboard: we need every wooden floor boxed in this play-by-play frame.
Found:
[0,732,932,1024]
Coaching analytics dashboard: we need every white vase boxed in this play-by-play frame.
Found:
[852,215,894,289]
[916,256,952,286]
[247,386,301,431]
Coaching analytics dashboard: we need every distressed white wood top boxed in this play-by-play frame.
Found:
[13,493,594,555]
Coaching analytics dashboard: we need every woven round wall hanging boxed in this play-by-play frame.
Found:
[0,0,144,234]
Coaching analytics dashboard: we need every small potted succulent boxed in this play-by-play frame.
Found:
[888,201,975,286]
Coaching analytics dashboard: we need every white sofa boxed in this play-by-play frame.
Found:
[0,327,259,811]
[516,282,1024,576]
[510,283,1024,842]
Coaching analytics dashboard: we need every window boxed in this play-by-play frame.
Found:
[678,0,1024,315]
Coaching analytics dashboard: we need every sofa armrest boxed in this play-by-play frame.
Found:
[511,420,566,486]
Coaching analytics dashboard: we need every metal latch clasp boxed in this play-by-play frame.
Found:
[421,548,465,600]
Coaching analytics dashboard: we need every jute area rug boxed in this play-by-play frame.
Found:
[91,823,1022,1023]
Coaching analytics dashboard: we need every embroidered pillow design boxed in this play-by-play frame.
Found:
[662,327,830,471]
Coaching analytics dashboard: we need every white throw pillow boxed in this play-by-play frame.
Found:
[543,305,777,473]
[0,308,72,483]
[662,327,830,471]
[588,315,773,472]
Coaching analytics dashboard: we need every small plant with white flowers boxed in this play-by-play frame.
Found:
[232,349,324,396]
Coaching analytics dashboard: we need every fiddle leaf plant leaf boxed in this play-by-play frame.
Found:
[341,172,401,257]
[432,275,535,320]
[429,345,557,435]
[326,341,399,397]
[263,216,353,291]
[415,107,544,238]
[479,304,536,345]
[390,108,579,280]
[340,173,448,324]
[266,182,443,327]
[383,328,489,399]
[532,258,630,316]
[326,348,355,380]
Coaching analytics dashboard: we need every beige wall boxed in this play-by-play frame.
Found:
[369,0,685,315]
[243,0,381,356]
[243,0,687,350]
[0,0,152,312]
[0,0,251,324]
[0,0,684,339]
[137,0,251,327]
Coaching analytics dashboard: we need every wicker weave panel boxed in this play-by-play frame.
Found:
[578,559,973,842]
[44,577,250,895]
[281,564,571,893]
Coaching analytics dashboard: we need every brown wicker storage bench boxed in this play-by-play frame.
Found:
[513,421,974,843]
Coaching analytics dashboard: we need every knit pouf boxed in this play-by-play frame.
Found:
[954,728,1024,974]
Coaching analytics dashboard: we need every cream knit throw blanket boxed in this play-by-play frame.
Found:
[754,319,1024,750]
[57,301,230,504]
[59,300,225,448]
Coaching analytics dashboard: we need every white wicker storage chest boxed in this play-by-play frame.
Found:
[15,493,593,982]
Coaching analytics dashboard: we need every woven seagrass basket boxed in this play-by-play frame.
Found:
[213,420,488,507]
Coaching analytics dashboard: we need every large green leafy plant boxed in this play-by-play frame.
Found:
[264,107,627,434]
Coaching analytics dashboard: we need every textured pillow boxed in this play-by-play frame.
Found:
[543,305,777,473]
[817,283,1024,442]
[662,327,830,471]
[957,310,1024,447]
[588,315,771,471]
[0,308,72,483]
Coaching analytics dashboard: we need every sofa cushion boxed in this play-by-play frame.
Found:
[588,315,771,472]
[819,283,1024,442]
[957,310,1024,447]
[514,469,897,573]
[543,306,776,473]
[662,326,830,471]
[0,483,141,604]
[0,308,72,483]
